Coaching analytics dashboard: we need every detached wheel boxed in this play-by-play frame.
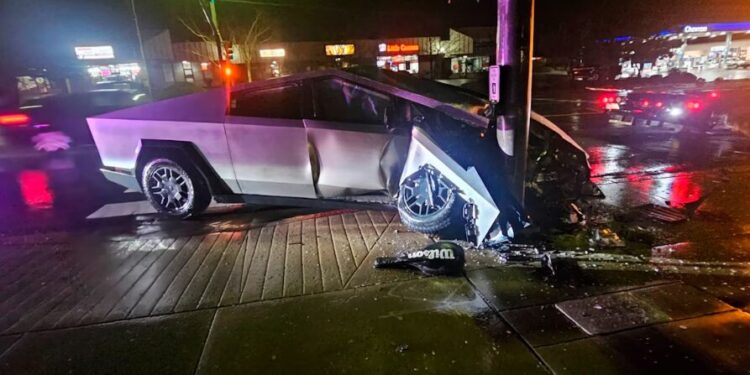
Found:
[141,158,211,218]
[397,167,456,234]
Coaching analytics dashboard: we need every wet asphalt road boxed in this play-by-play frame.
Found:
[2,87,750,245]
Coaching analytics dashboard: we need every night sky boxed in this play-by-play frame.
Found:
[1,0,749,71]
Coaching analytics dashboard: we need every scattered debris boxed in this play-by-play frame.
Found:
[651,242,693,259]
[565,203,586,225]
[395,344,409,353]
[541,253,556,275]
[590,228,626,248]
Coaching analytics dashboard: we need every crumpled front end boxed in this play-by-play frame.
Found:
[399,126,502,244]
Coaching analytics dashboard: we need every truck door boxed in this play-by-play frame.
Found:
[303,77,409,198]
[224,83,317,198]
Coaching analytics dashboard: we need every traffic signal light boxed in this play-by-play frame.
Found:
[224,42,234,61]
[224,65,233,77]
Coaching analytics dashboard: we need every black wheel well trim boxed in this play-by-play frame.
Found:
[135,140,234,196]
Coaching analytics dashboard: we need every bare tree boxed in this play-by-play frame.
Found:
[224,13,273,82]
[180,2,273,82]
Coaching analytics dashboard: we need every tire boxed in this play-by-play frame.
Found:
[141,157,211,219]
[397,167,456,234]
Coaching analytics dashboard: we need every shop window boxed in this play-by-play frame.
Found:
[162,63,175,83]
[313,78,391,125]
[230,85,302,119]
[182,61,195,83]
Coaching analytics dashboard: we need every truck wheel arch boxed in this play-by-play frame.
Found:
[135,140,234,197]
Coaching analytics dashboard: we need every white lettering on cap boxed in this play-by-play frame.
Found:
[407,249,456,260]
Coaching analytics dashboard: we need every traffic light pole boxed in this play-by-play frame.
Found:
[209,0,224,66]
[495,0,535,205]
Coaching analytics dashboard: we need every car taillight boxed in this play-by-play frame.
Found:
[686,100,702,111]
[709,91,719,99]
[655,101,664,108]
[640,99,650,108]
[599,95,619,106]
[0,113,30,127]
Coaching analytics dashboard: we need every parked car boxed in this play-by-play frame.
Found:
[727,59,750,70]
[3,89,150,152]
[570,66,600,81]
[88,68,600,246]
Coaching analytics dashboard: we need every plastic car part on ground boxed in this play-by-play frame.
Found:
[374,241,466,276]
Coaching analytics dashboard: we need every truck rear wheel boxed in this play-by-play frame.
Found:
[141,157,211,219]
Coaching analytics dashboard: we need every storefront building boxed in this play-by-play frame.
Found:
[252,29,476,81]
[142,28,483,87]
[74,45,144,86]
[616,22,750,81]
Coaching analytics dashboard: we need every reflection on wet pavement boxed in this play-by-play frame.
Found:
[17,170,54,210]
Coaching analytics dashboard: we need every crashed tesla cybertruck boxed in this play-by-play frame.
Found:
[88,67,600,246]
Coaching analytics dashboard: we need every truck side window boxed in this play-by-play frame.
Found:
[230,85,302,119]
[313,78,391,126]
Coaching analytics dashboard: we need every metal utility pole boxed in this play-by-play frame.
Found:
[208,0,224,64]
[130,0,152,96]
[494,0,535,204]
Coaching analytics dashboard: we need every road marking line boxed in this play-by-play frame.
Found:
[542,111,602,118]
[533,98,596,103]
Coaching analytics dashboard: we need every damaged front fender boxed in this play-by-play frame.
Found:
[399,126,500,243]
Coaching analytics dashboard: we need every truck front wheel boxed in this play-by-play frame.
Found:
[397,166,456,234]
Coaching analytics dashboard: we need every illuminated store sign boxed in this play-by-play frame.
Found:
[379,43,420,55]
[259,48,286,58]
[683,25,709,33]
[74,46,115,60]
[325,44,355,56]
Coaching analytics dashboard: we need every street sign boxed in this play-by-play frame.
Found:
[489,65,500,103]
